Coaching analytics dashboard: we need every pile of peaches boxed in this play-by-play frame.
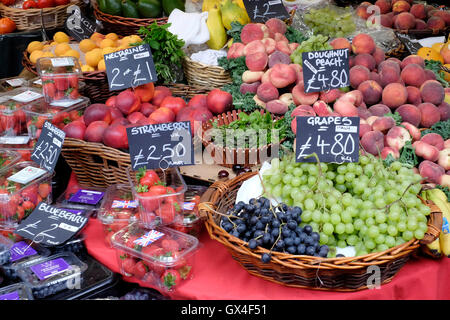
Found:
[62,83,233,149]
[356,0,450,32]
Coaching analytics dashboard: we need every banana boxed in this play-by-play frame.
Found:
[206,5,228,50]
[427,189,450,258]
[426,238,442,258]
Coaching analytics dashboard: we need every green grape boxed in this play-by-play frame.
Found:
[375,234,385,245]
[337,240,347,248]
[335,223,346,234]
[375,212,387,224]
[309,222,319,232]
[312,210,322,223]
[365,239,376,250]
[397,221,407,232]
[323,223,334,235]
[282,174,293,185]
[377,244,389,252]
[387,225,398,237]
[354,219,364,231]
[272,185,282,197]
[330,213,341,225]
[319,233,329,245]
[347,235,359,246]
[378,223,388,234]
[402,230,414,241]
[302,210,312,223]
[368,226,379,239]
[345,223,354,234]
[414,229,425,240]
[385,235,396,248]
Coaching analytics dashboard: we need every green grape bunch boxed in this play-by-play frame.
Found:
[304,7,356,38]
[290,35,333,66]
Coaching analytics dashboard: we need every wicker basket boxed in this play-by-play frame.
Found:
[199,110,284,168]
[182,56,232,89]
[199,172,442,291]
[92,1,167,36]
[0,0,83,32]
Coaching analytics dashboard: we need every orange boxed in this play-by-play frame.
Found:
[85,48,103,68]
[79,39,97,53]
[54,43,72,56]
[27,41,44,54]
[53,31,69,43]
[105,33,119,41]
[97,59,106,71]
[99,38,116,49]
[417,47,444,63]
[81,64,95,72]
[29,50,44,64]
[64,49,80,59]
[444,64,450,82]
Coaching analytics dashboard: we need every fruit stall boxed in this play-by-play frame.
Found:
[0,0,449,303]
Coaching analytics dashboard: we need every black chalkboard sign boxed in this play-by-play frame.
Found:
[104,44,158,91]
[31,121,65,173]
[65,5,96,41]
[296,116,360,163]
[14,202,89,247]
[126,121,194,171]
[302,48,350,93]
[243,0,290,23]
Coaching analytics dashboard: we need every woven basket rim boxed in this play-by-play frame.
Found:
[201,171,440,270]
[0,1,78,12]
[92,1,168,24]
[183,55,228,72]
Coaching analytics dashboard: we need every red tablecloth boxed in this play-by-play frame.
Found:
[83,217,450,300]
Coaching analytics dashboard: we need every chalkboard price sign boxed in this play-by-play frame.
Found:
[126,121,194,171]
[243,0,290,23]
[15,202,89,247]
[31,121,65,173]
[104,44,158,91]
[296,116,360,164]
[65,5,96,41]
[302,48,350,93]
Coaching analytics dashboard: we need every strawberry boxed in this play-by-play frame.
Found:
[133,260,149,279]
[161,269,181,291]
[38,183,51,199]
[120,256,135,276]
[161,239,180,252]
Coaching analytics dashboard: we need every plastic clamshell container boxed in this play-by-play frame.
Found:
[98,184,141,247]
[111,222,199,292]
[30,76,86,92]
[0,77,29,92]
[1,148,34,162]
[24,96,89,139]
[0,282,34,300]
[1,237,51,280]
[36,56,82,104]
[0,87,43,143]
[126,167,188,229]
[55,184,106,214]
[0,149,21,173]
[0,161,54,231]
[52,234,86,254]
[0,234,13,265]
[17,251,88,299]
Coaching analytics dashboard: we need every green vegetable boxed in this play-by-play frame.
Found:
[122,0,139,18]
[278,103,297,158]
[383,153,396,168]
[137,0,162,18]
[100,0,122,16]
[421,119,450,140]
[162,0,185,16]
[290,34,333,66]
[227,21,244,43]
[138,22,185,84]
[398,141,418,168]
[385,112,403,126]
[436,185,450,202]
[285,26,307,44]
[424,59,449,88]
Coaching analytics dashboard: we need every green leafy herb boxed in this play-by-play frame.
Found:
[218,56,246,83]
[398,141,418,168]
[278,103,297,158]
[424,59,449,88]
[285,26,308,44]
[386,112,403,126]
[421,119,450,140]
[138,22,185,84]
[227,21,244,43]
[436,185,450,202]
[383,153,396,168]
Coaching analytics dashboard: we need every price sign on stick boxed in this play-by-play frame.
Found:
[15,202,89,247]
[126,121,194,171]
[296,116,360,164]
[243,0,290,23]
[31,121,65,173]
[65,5,96,41]
[302,48,350,93]
[104,44,158,91]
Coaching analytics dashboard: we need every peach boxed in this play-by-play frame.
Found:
[243,40,266,56]
[258,24,270,38]
[380,14,393,28]
[358,107,372,119]
[265,99,288,115]
[268,51,291,67]
[421,133,445,151]
[361,130,385,155]
[396,104,421,127]
[438,149,450,170]
[418,102,440,128]
[375,0,391,14]
[319,89,342,103]
[395,12,416,30]
[227,42,245,59]
[261,69,272,84]
[261,38,276,55]
[414,19,428,30]
[372,116,396,133]
[313,100,332,116]
[279,93,294,106]
[370,71,381,85]
[289,43,300,53]
[369,104,391,116]
[438,102,450,121]
[382,146,401,159]
[240,81,261,94]
[253,95,266,108]
[358,80,383,105]
[241,24,264,44]
[418,160,445,183]
[440,174,450,188]
[273,33,288,43]
[386,126,411,150]
[245,52,268,71]
[384,58,402,71]
[242,70,264,83]
[400,55,425,69]
[349,56,355,68]
[372,47,385,66]
[292,105,315,117]
[351,34,376,55]
[346,90,364,106]
[410,4,427,20]
[275,41,291,55]
[424,69,436,81]
[392,0,410,14]
[366,115,379,126]
[429,10,450,25]
[445,139,450,149]
[356,4,371,20]
[350,65,370,89]
[265,18,287,35]
[401,64,426,87]
[382,83,408,108]
[292,83,319,105]
[401,122,421,141]
[406,86,422,105]
[360,123,373,138]
[379,63,401,87]
[330,38,352,51]
[289,63,303,84]
[420,80,445,105]
[270,63,297,88]
[333,98,358,117]
[427,16,446,32]
[413,141,440,162]
[257,82,279,102]
[354,53,376,71]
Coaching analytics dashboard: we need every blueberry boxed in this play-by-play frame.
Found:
[271,228,279,237]
[248,239,258,249]
[278,212,286,221]
[284,237,294,246]
[297,244,306,254]
[260,216,269,224]
[295,227,303,235]
[299,232,307,243]
[244,231,252,238]
[306,246,316,256]
[287,220,297,230]
[255,221,265,230]
[336,254,346,258]
[254,230,264,238]
[231,230,240,238]
[304,236,314,246]
[261,253,271,263]
[286,246,297,254]
[319,249,329,258]
[262,233,271,244]
[311,232,320,242]
[293,206,302,215]
[296,216,302,224]
[294,237,301,246]
[272,219,280,228]
[275,239,285,249]
[222,222,233,232]
[256,238,263,247]
[237,223,247,233]
[303,225,313,235]
[282,228,292,238]
[260,208,268,216]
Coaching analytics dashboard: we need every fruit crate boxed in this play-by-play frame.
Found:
[199,171,443,291]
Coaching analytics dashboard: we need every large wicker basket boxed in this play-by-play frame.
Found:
[199,172,442,291]
[92,1,167,36]
[0,0,84,32]
[182,56,232,89]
